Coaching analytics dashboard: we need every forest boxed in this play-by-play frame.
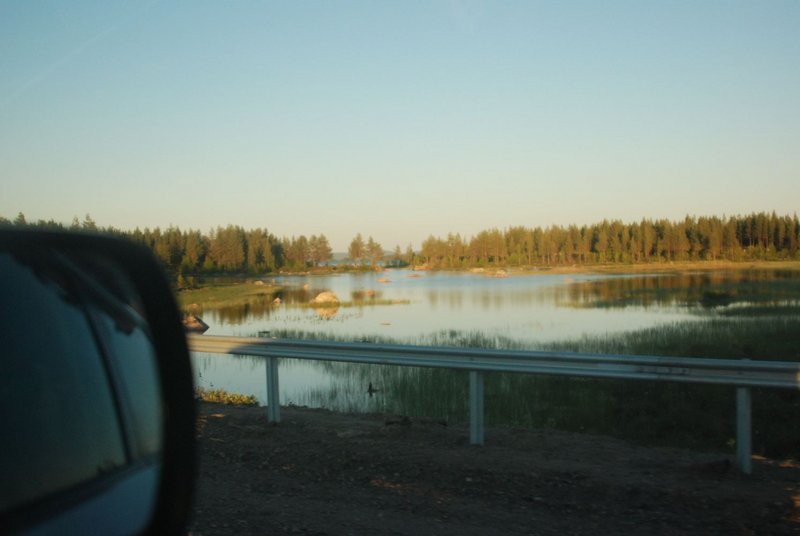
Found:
[2,212,799,282]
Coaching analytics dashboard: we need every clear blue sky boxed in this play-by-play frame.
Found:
[1,1,798,251]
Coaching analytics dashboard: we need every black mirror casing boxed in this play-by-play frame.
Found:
[0,230,195,535]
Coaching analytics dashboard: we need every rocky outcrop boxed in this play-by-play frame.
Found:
[183,314,209,333]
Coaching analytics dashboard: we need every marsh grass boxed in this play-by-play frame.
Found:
[268,316,800,458]
[178,283,277,311]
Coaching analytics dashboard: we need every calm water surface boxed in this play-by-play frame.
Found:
[200,269,699,340]
[192,269,800,431]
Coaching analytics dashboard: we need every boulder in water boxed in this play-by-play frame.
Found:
[311,291,340,304]
[183,314,209,333]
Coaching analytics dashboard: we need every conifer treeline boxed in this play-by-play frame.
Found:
[419,213,800,268]
[0,212,327,275]
[2,212,799,276]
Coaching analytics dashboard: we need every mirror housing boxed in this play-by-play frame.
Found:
[0,229,195,535]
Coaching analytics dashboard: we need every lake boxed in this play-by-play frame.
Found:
[198,269,709,340]
[191,267,800,455]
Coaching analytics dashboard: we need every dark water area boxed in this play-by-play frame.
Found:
[562,269,800,311]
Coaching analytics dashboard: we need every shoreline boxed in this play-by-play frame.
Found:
[182,259,800,283]
[460,259,800,276]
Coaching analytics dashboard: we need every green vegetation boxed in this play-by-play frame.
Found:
[195,388,259,406]
[4,212,799,284]
[177,282,277,311]
[270,316,800,459]
[271,315,800,361]
[417,212,800,268]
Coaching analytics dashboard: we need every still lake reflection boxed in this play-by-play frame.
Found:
[192,268,800,450]
[199,269,705,340]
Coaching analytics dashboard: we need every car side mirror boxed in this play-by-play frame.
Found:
[0,230,195,535]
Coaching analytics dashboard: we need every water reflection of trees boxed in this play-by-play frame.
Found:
[208,295,279,323]
[199,270,800,325]
[202,285,399,324]
[314,306,339,319]
[558,270,800,310]
[418,272,800,312]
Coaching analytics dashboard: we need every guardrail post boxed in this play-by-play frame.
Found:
[469,370,485,445]
[266,356,281,423]
[736,386,752,474]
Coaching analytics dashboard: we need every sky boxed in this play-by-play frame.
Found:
[1,1,798,251]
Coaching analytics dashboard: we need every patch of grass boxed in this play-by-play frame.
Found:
[178,283,278,311]
[195,388,259,406]
[272,316,800,360]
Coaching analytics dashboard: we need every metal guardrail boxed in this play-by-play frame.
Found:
[188,334,800,474]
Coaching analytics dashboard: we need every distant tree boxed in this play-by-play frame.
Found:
[366,236,383,268]
[566,225,582,264]
[208,225,246,271]
[309,234,333,266]
[404,244,415,267]
[182,230,207,271]
[317,234,333,265]
[389,245,404,267]
[446,233,466,268]
[308,235,320,266]
[578,226,592,264]
[486,228,505,264]
[284,235,310,269]
[608,221,624,263]
[541,227,557,265]
[672,220,690,260]
[246,229,273,273]
[154,226,184,269]
[7,210,799,276]
[297,235,310,266]
[788,215,800,257]
[469,231,490,265]
[348,233,365,266]
[723,218,740,259]
[640,220,656,261]
[82,214,98,231]
[34,218,64,230]
[422,235,443,267]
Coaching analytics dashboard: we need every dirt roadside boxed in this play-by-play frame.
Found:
[189,402,799,535]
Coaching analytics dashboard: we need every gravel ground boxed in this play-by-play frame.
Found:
[189,402,799,535]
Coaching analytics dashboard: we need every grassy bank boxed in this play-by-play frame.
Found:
[270,315,800,361]
[178,283,410,312]
[268,316,800,458]
[177,282,277,311]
